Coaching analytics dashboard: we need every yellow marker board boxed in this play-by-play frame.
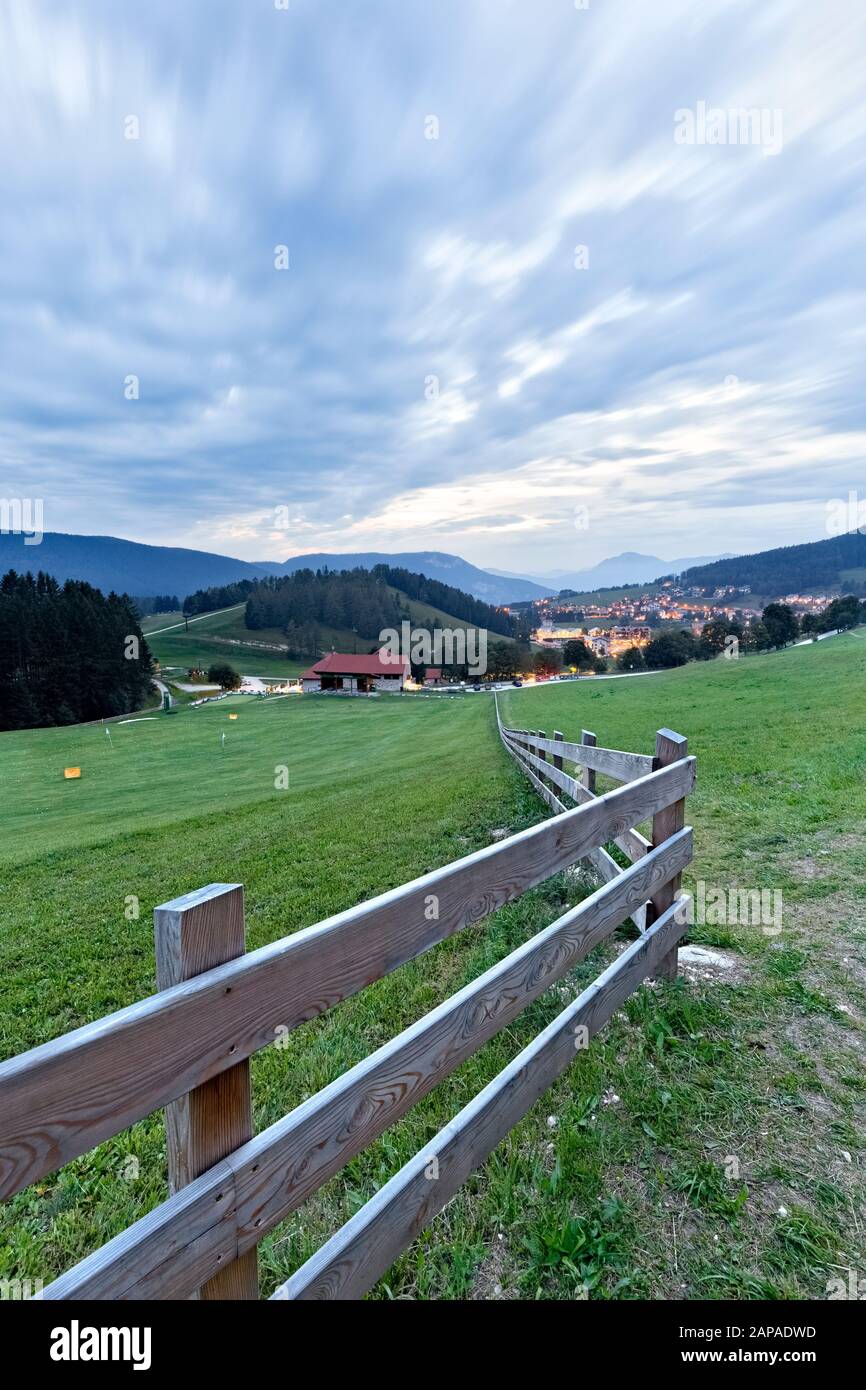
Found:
[229,713,238,721]
[64,767,82,779]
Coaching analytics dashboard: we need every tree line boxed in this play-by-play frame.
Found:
[629,597,864,670]
[131,594,180,616]
[0,570,153,730]
[183,579,258,615]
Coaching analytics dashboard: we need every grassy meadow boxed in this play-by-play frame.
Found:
[144,604,308,679]
[1,634,865,1298]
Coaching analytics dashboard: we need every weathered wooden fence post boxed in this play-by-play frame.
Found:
[553,730,564,779]
[154,883,259,1300]
[650,729,689,980]
[581,729,597,794]
[537,730,548,789]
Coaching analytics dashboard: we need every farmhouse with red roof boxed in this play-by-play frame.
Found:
[300,649,409,694]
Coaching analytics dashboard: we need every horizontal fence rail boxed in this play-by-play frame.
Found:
[273,895,691,1301]
[503,734,651,863]
[495,703,690,939]
[41,828,692,1300]
[0,757,694,1205]
[3,706,695,1301]
[503,730,654,783]
[501,730,637,912]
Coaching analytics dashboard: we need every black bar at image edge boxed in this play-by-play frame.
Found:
[5,1297,860,1374]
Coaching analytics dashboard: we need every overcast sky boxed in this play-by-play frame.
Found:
[1,0,865,573]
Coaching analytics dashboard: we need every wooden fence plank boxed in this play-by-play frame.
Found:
[504,734,650,877]
[505,734,569,813]
[502,730,652,782]
[502,733,646,927]
[576,838,647,933]
[581,729,597,795]
[537,730,549,791]
[570,779,651,863]
[42,1162,234,1301]
[0,755,695,1201]
[553,730,564,777]
[153,885,259,1300]
[650,729,689,981]
[272,896,691,1301]
[42,829,692,1300]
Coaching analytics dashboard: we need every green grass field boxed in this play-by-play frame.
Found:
[140,610,185,633]
[144,605,308,679]
[1,635,864,1299]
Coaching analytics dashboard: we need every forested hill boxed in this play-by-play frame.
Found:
[243,566,519,641]
[245,568,401,640]
[369,564,518,636]
[0,531,271,596]
[273,550,551,603]
[673,531,866,595]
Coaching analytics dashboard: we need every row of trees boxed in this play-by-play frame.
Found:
[0,570,153,730]
[422,639,597,683]
[131,594,180,616]
[183,579,258,615]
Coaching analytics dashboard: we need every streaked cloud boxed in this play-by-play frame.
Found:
[0,0,864,571]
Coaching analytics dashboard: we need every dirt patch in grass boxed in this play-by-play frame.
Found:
[788,857,835,881]
[783,890,866,1017]
[813,831,866,855]
[679,944,750,985]
[470,1233,519,1300]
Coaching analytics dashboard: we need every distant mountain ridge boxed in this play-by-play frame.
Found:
[270,550,552,603]
[4,529,858,610]
[0,532,269,596]
[0,533,552,606]
[496,551,735,591]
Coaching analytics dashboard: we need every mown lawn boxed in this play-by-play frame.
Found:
[1,636,864,1299]
[145,604,308,679]
[139,610,185,633]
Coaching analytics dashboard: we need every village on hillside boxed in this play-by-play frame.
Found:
[522,581,840,658]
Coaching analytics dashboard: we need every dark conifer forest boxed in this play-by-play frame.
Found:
[0,570,153,730]
[243,565,519,640]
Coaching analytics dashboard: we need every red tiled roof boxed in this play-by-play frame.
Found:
[300,650,409,680]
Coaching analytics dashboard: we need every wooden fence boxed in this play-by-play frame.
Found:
[0,712,695,1300]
